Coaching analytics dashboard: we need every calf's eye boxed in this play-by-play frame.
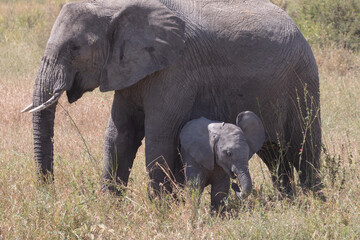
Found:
[226,150,232,157]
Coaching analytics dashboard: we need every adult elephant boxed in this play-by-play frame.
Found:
[23,0,321,196]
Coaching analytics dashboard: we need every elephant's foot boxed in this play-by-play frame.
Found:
[100,178,127,196]
[297,175,326,201]
[147,167,176,199]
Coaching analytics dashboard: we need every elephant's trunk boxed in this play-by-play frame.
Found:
[32,104,56,182]
[231,164,252,199]
[31,57,64,182]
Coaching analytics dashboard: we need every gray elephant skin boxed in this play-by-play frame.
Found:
[23,0,321,196]
[180,111,265,211]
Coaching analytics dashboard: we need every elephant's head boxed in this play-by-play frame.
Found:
[22,0,185,181]
[180,111,265,199]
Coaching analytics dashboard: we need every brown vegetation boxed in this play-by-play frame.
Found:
[0,0,359,238]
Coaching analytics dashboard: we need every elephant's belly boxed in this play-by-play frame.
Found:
[189,76,287,144]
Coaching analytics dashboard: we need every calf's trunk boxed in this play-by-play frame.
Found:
[231,164,252,199]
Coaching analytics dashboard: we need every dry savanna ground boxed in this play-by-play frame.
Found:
[0,0,359,239]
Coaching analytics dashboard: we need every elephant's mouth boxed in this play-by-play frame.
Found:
[66,72,84,103]
[66,72,95,103]
[230,171,237,179]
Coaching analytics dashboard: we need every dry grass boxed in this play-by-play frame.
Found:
[1,0,360,239]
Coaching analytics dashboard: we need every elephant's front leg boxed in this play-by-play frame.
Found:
[144,108,188,195]
[185,161,207,207]
[210,174,230,212]
[102,91,144,194]
[145,135,180,196]
[143,84,191,196]
[185,161,205,191]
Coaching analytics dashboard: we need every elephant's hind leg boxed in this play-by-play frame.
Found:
[257,142,295,197]
[288,57,322,194]
[291,115,322,193]
[102,92,145,195]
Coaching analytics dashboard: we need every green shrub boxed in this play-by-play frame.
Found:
[293,0,360,50]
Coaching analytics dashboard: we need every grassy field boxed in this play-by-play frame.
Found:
[0,0,359,239]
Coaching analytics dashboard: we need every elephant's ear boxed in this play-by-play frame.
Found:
[236,111,265,158]
[180,118,217,171]
[100,1,186,92]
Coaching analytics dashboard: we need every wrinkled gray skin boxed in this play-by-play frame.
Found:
[25,0,321,196]
[180,111,265,211]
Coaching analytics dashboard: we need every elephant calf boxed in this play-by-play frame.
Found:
[179,111,265,211]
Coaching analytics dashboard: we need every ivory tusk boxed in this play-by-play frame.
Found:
[29,91,63,113]
[21,103,34,113]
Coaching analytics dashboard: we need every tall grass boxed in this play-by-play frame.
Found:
[1,0,359,239]
[272,0,360,50]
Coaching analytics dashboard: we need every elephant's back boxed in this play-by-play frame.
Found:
[163,0,304,73]
[162,0,300,43]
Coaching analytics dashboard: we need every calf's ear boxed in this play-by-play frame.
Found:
[180,118,218,171]
[236,111,265,158]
